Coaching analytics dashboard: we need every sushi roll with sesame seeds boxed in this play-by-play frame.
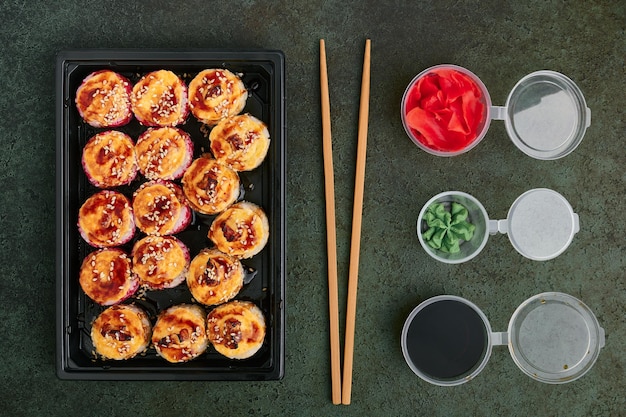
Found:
[152,304,208,363]
[187,248,244,306]
[78,190,135,248]
[132,180,192,236]
[131,235,190,290]
[208,201,269,259]
[209,114,270,172]
[75,70,133,128]
[188,69,247,125]
[91,304,151,360]
[131,70,188,127]
[135,127,194,181]
[207,300,266,360]
[82,130,138,188]
[79,248,139,306]
[181,154,240,215]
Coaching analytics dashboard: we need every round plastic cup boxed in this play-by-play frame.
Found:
[401,295,494,386]
[401,64,492,157]
[401,293,605,386]
[416,191,490,264]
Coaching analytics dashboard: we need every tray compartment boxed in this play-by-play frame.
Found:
[56,50,285,380]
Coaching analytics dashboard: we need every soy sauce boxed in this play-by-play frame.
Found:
[405,299,488,380]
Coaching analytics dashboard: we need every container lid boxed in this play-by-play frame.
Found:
[507,292,605,384]
[503,188,579,260]
[503,70,591,160]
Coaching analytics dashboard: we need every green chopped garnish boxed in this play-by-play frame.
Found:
[422,202,476,253]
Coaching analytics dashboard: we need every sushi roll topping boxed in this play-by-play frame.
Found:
[136,127,193,180]
[75,70,133,128]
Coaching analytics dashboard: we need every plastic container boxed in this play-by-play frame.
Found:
[56,49,285,380]
[416,191,490,264]
[417,189,579,263]
[401,65,591,159]
[401,64,491,157]
[401,293,605,386]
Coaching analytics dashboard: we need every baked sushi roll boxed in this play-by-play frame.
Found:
[187,248,244,306]
[78,190,135,248]
[208,201,269,259]
[131,70,188,127]
[82,130,138,188]
[181,154,240,215]
[135,127,194,181]
[132,180,191,236]
[79,248,139,305]
[131,235,190,290]
[75,70,132,128]
[207,300,266,360]
[188,69,247,125]
[91,304,151,360]
[209,114,270,171]
[152,304,208,363]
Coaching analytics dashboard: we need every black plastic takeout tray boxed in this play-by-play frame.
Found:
[55,49,285,380]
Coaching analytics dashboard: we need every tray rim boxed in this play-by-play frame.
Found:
[55,48,286,381]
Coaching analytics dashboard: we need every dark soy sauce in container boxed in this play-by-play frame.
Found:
[405,299,488,381]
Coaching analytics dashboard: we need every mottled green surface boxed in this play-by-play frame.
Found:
[0,0,624,415]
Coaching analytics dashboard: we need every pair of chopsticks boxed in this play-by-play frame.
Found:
[320,38,371,405]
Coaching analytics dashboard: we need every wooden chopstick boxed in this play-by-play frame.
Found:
[342,38,371,405]
[320,38,342,405]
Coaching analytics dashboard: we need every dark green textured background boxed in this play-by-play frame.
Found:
[0,0,624,415]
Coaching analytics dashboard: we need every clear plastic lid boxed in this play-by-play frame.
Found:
[507,292,605,384]
[501,188,579,260]
[495,70,591,160]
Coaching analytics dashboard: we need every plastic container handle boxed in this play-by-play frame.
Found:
[491,106,507,121]
[573,213,580,234]
[586,107,592,128]
[488,219,500,235]
[491,332,508,346]
[489,219,508,234]
[599,327,606,348]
